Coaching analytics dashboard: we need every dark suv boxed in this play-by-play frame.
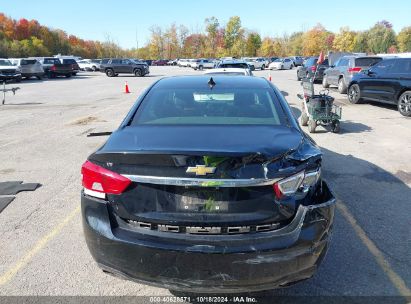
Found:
[100,58,149,77]
[347,58,411,117]
[323,56,382,93]
[296,57,329,82]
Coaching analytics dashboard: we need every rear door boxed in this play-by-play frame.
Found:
[121,59,133,73]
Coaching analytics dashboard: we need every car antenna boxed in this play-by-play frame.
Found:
[208,77,216,89]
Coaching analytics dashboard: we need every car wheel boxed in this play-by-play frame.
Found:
[261,65,265,70]
[347,84,362,104]
[398,91,411,117]
[92,66,97,72]
[338,78,347,94]
[199,65,204,71]
[290,64,294,69]
[331,120,340,133]
[308,120,316,133]
[134,69,143,77]
[15,76,22,83]
[72,72,77,76]
[106,69,114,77]
[65,74,72,78]
[322,75,330,88]
[300,112,309,126]
[36,75,43,80]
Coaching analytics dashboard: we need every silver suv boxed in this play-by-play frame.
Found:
[9,58,44,80]
[323,56,382,93]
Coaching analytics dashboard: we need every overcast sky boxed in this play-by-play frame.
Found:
[2,0,410,48]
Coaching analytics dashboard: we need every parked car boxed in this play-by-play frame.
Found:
[99,58,149,77]
[243,58,266,70]
[191,59,215,70]
[0,58,22,82]
[323,56,382,93]
[152,60,169,66]
[290,56,304,66]
[78,60,96,71]
[9,58,44,80]
[269,58,294,70]
[58,58,80,76]
[167,59,178,66]
[77,59,100,71]
[35,57,73,78]
[296,57,329,82]
[347,58,411,117]
[215,59,251,72]
[203,67,253,76]
[177,59,190,67]
[81,75,336,293]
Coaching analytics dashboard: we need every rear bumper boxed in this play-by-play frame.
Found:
[82,181,335,293]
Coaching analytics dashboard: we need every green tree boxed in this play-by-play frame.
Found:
[367,21,396,54]
[352,31,368,52]
[289,32,304,55]
[224,16,242,52]
[397,26,411,52]
[245,32,261,56]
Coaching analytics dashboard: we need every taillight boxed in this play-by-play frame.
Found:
[348,67,362,73]
[50,65,56,71]
[273,170,320,200]
[81,160,131,199]
[310,65,317,72]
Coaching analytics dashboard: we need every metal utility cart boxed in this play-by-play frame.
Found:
[297,77,342,133]
[1,81,20,105]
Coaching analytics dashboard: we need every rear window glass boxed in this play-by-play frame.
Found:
[62,59,77,64]
[43,58,60,64]
[20,59,37,65]
[355,57,382,67]
[131,87,285,126]
[219,63,249,69]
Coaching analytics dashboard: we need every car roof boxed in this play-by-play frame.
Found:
[154,75,270,89]
[220,59,247,64]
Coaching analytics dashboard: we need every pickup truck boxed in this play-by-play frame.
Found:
[191,59,215,70]
[99,58,149,77]
[0,58,22,82]
[35,57,73,78]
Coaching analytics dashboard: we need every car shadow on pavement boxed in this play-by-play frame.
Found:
[171,148,410,302]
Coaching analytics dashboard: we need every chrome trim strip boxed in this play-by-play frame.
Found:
[122,174,281,187]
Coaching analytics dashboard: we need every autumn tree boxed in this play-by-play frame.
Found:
[333,27,356,52]
[302,24,333,56]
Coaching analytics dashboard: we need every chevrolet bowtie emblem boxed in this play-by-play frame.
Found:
[186,165,216,176]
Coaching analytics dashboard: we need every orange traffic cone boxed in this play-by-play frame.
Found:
[268,73,272,82]
[124,81,130,93]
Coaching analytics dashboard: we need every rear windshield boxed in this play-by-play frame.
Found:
[20,59,38,65]
[219,63,249,69]
[355,57,382,67]
[43,58,60,64]
[131,87,285,126]
[62,59,77,64]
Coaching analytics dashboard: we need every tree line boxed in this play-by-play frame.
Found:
[1,13,411,59]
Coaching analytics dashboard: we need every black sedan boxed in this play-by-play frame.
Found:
[81,76,336,293]
[347,58,411,117]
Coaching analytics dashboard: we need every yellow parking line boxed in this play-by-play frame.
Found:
[337,202,411,296]
[0,206,80,286]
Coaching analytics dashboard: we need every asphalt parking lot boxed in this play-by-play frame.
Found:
[0,67,410,299]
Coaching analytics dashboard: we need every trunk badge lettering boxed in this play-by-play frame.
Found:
[186,165,216,176]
